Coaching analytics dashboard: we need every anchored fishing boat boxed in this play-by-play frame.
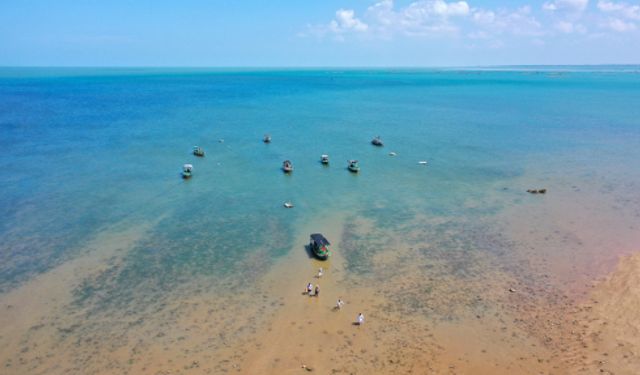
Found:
[321,154,329,165]
[181,164,193,179]
[310,233,331,260]
[282,160,293,173]
[347,160,360,173]
[263,134,272,143]
[193,146,205,157]
[371,136,383,146]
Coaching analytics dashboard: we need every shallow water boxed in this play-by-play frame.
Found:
[1,68,639,374]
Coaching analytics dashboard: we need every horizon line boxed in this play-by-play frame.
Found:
[1,64,640,69]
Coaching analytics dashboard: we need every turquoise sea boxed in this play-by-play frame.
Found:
[1,67,640,373]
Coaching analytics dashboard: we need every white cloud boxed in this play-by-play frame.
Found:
[304,0,639,42]
[597,1,640,20]
[602,17,638,30]
[472,10,496,25]
[555,20,588,32]
[543,0,590,12]
[331,9,368,33]
[364,0,471,36]
[472,6,544,37]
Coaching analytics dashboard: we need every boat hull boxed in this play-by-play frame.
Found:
[313,252,329,260]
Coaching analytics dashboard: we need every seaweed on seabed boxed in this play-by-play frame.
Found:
[69,208,295,314]
[340,219,394,276]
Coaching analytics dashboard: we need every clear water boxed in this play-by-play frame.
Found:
[1,67,639,306]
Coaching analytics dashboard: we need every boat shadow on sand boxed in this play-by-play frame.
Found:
[303,244,316,259]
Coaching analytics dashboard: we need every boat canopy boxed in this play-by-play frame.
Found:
[183,164,193,169]
[310,233,330,246]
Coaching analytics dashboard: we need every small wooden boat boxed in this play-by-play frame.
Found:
[282,160,294,173]
[181,164,193,179]
[347,160,360,173]
[310,233,331,260]
[371,136,384,146]
[321,154,329,165]
[193,146,205,157]
[263,134,272,143]
[418,161,428,165]
[283,201,294,208]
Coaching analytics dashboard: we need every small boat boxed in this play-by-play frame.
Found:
[181,164,193,179]
[389,152,396,156]
[418,161,428,165]
[263,134,272,143]
[347,160,360,173]
[282,160,294,173]
[283,201,294,208]
[321,154,329,165]
[371,136,384,147]
[310,233,331,260]
[193,146,205,157]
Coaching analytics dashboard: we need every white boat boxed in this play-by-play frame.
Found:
[418,161,428,165]
[182,164,193,179]
[283,202,294,208]
[321,154,329,164]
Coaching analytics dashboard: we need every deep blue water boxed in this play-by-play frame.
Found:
[1,68,639,301]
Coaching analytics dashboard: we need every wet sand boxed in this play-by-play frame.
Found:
[1,193,639,374]
[565,253,640,375]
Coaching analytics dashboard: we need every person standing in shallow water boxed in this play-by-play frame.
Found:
[336,299,344,310]
[357,313,364,325]
[306,283,313,295]
[314,285,320,297]
[317,267,323,278]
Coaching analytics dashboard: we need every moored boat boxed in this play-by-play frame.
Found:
[321,154,329,165]
[310,233,331,260]
[181,164,193,179]
[371,136,384,146]
[347,159,360,173]
[263,134,272,143]
[282,160,293,173]
[193,146,205,157]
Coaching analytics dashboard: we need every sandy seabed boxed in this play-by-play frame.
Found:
[1,181,639,375]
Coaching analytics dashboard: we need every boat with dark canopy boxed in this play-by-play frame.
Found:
[193,146,205,157]
[310,233,331,260]
[282,160,293,173]
[347,159,360,173]
[263,134,272,143]
[371,136,383,146]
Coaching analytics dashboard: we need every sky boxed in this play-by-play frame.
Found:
[0,0,639,66]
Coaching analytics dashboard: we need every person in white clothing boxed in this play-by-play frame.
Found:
[357,313,364,325]
[317,267,324,278]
